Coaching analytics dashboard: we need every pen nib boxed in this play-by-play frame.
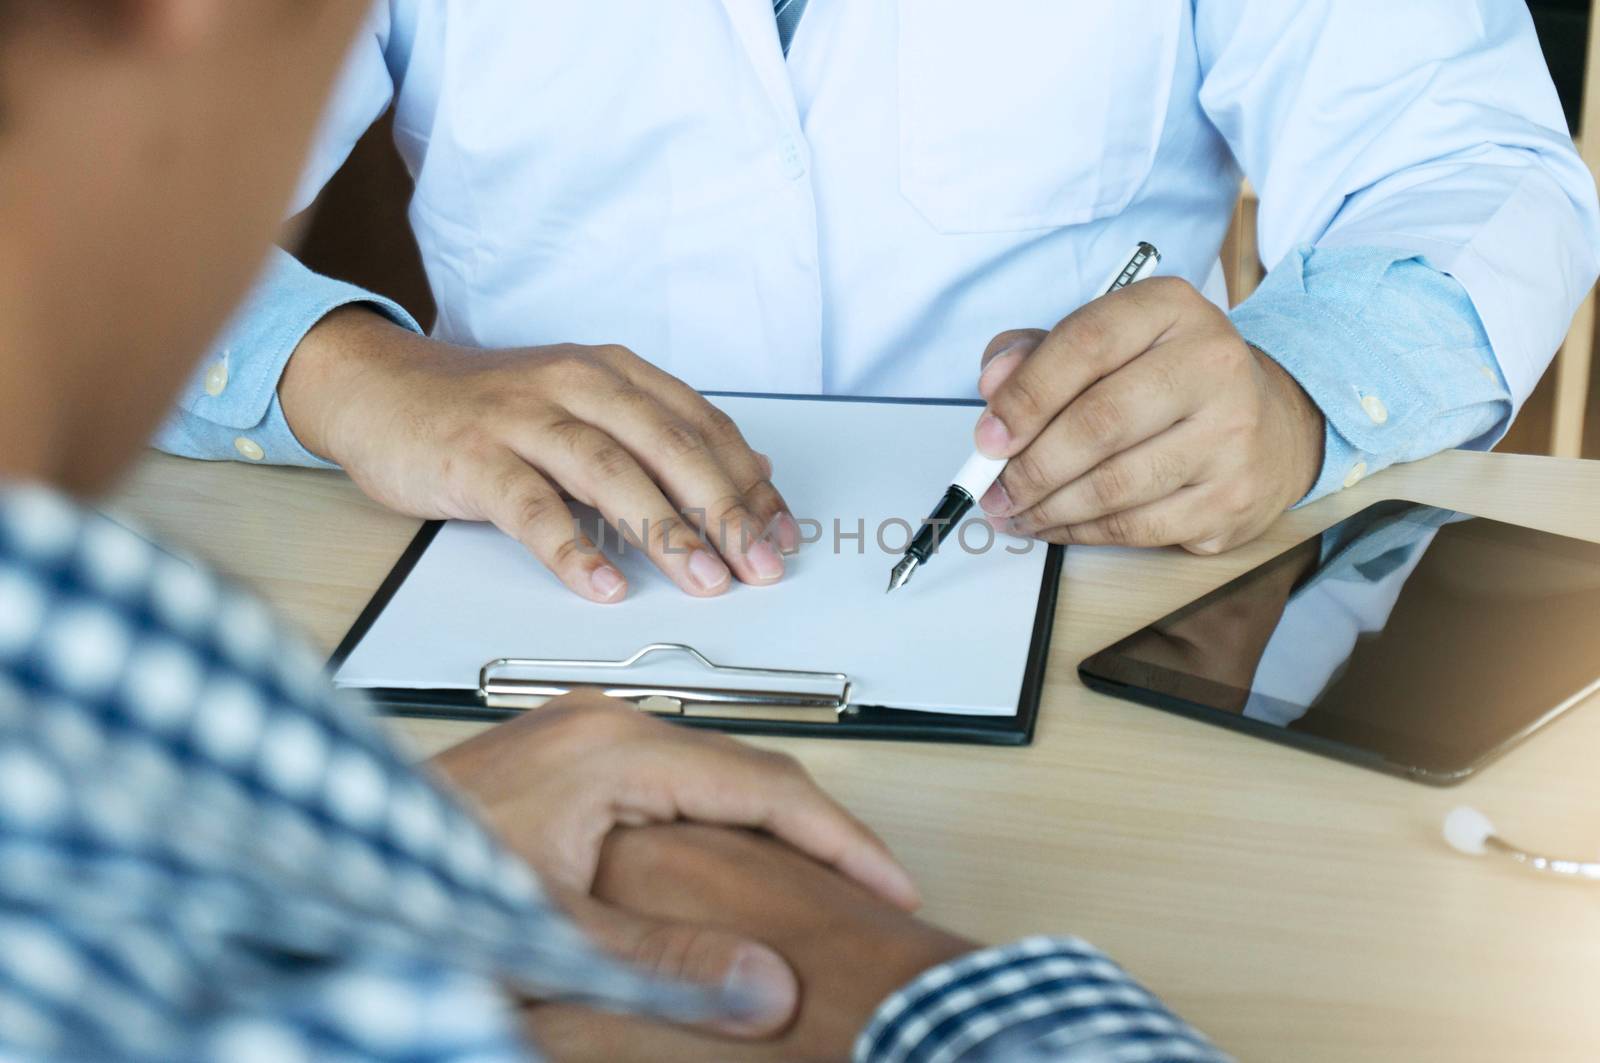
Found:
[886,555,919,594]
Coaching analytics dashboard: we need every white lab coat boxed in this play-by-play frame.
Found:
[294,0,1597,406]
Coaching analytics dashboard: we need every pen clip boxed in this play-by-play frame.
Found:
[1098,242,1161,296]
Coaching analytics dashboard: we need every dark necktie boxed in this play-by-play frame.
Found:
[774,0,809,56]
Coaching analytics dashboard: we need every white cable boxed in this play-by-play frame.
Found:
[1442,806,1600,881]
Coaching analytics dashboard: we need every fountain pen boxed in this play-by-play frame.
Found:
[887,242,1162,592]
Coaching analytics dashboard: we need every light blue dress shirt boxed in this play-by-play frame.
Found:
[1231,247,1511,502]
[156,244,1510,506]
[155,250,411,472]
[157,0,1584,507]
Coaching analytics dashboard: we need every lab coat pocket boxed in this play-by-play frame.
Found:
[897,1,1182,234]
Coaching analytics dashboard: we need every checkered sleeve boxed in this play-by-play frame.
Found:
[854,936,1231,1063]
[0,485,724,1061]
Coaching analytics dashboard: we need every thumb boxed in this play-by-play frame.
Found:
[979,329,1046,400]
[560,890,799,1039]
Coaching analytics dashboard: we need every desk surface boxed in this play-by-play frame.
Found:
[113,449,1600,1063]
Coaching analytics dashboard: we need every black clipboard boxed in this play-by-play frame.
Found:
[328,394,1064,746]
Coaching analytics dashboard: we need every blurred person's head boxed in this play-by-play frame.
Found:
[0,0,366,493]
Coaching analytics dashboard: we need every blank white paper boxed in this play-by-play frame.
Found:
[333,396,1052,715]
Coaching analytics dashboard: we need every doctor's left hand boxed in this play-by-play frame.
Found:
[428,692,920,1037]
[975,277,1324,555]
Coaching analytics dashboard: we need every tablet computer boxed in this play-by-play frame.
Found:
[1079,500,1600,785]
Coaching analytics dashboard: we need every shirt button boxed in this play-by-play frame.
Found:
[234,437,265,462]
[203,362,229,397]
[1360,395,1388,425]
[1343,461,1368,489]
[1479,365,1498,383]
[779,138,806,180]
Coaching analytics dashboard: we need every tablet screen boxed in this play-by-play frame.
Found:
[1080,501,1600,778]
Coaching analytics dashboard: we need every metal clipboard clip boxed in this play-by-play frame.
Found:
[478,643,852,723]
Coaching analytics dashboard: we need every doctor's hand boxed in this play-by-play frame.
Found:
[523,823,975,1061]
[430,693,921,1038]
[279,307,801,602]
[975,277,1324,555]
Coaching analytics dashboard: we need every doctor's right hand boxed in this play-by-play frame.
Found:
[278,306,801,602]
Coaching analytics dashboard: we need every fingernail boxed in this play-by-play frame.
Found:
[773,511,802,555]
[980,481,1012,515]
[746,539,785,582]
[722,945,797,1030]
[980,337,1032,371]
[589,565,625,601]
[975,412,1011,456]
[688,549,731,593]
[978,350,1023,398]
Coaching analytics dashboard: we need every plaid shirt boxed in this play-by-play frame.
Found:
[0,484,1227,1062]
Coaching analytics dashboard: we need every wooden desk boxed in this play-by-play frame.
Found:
[113,450,1600,1062]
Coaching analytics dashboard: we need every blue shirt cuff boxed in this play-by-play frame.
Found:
[153,248,423,468]
[1229,246,1511,506]
[854,936,1229,1062]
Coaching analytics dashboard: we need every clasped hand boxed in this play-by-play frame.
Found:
[429,693,923,1041]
